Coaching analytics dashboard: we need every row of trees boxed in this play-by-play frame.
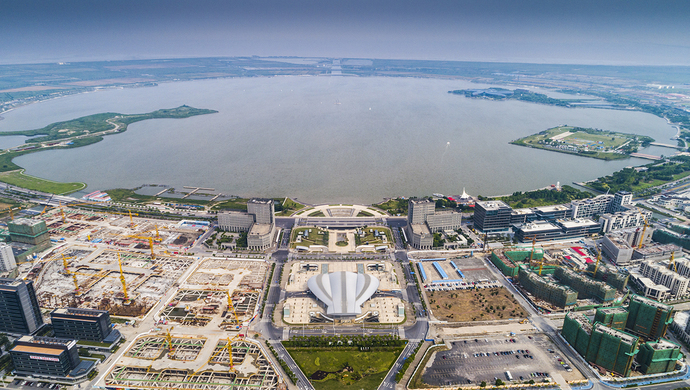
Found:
[489,185,592,208]
[283,334,405,348]
[591,156,690,193]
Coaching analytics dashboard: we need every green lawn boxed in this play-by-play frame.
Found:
[291,227,328,248]
[0,170,85,194]
[286,347,403,390]
[356,227,392,247]
[308,210,325,217]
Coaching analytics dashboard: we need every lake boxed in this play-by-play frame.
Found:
[0,76,677,204]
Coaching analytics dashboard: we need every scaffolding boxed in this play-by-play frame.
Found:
[555,267,616,302]
[637,339,682,374]
[626,295,674,341]
[594,307,629,330]
[562,312,592,356]
[517,268,577,308]
[125,334,207,361]
[586,323,639,377]
[588,262,629,291]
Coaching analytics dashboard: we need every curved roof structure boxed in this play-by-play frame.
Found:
[307,271,379,316]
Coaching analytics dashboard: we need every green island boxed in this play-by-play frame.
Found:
[510,125,654,160]
[284,335,405,390]
[0,106,217,193]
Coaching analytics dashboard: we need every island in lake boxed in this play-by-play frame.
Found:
[510,125,654,161]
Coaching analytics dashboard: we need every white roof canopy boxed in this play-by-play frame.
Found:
[307,271,379,316]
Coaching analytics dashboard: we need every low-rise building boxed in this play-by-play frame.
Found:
[50,307,115,342]
[638,261,690,298]
[10,336,92,379]
[633,244,682,263]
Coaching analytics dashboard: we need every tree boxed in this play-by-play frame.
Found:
[495,379,505,386]
[480,381,487,387]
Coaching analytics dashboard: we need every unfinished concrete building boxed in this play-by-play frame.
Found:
[626,295,674,341]
[562,312,592,356]
[586,324,640,377]
[594,307,629,331]
[588,263,629,291]
[637,339,682,375]
[517,268,577,308]
[554,267,616,302]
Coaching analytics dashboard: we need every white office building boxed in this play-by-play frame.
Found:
[0,244,16,273]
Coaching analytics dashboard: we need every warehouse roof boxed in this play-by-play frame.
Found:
[307,271,379,316]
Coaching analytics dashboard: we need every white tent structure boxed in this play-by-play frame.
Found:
[307,271,379,316]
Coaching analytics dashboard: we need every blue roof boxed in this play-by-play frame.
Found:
[103,329,121,344]
[69,360,95,377]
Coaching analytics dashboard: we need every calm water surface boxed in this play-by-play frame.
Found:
[0,77,677,204]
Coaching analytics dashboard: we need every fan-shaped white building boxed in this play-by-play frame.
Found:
[307,271,379,316]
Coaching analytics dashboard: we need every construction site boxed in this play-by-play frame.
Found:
[105,332,281,390]
[20,205,207,316]
[158,258,268,329]
[561,296,681,377]
[280,260,406,324]
[489,246,629,312]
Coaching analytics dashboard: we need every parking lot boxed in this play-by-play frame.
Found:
[421,333,584,387]
[8,380,62,389]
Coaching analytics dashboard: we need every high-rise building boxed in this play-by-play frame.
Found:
[217,198,276,251]
[247,198,274,225]
[407,199,435,225]
[10,336,83,378]
[637,339,681,375]
[585,323,639,377]
[51,308,113,342]
[0,243,17,272]
[0,278,44,334]
[626,295,673,341]
[473,200,512,232]
[7,218,50,247]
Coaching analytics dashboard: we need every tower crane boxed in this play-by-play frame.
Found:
[124,234,161,260]
[191,335,240,377]
[165,326,175,355]
[117,252,131,304]
[593,247,602,277]
[638,218,649,249]
[61,254,80,294]
[226,290,241,328]
[668,252,677,273]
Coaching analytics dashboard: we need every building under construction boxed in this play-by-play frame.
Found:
[626,295,674,341]
[588,263,629,291]
[586,323,640,377]
[594,307,628,331]
[561,298,681,377]
[517,268,577,308]
[636,339,682,374]
[554,267,616,302]
[489,249,553,277]
[562,312,593,356]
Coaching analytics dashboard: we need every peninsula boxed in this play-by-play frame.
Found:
[0,105,217,193]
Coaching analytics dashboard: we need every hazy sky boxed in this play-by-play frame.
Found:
[2,0,690,65]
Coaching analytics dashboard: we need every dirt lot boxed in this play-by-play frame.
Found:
[428,287,527,322]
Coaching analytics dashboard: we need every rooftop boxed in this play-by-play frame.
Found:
[516,221,560,233]
[17,335,77,349]
[12,344,64,356]
[52,307,108,317]
[8,218,44,227]
[635,243,681,256]
[599,307,628,315]
[557,218,600,229]
[477,200,511,210]
[410,223,431,235]
[249,223,272,235]
[248,198,273,205]
[594,323,638,345]
[534,205,570,213]
[646,338,679,351]
[631,294,673,311]
[511,208,535,215]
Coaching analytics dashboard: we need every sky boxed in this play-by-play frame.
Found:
[2,0,690,66]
